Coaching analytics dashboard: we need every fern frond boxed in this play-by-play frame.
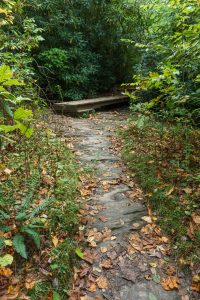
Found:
[13,234,27,259]
[0,237,5,250]
[0,210,10,220]
[26,197,54,219]
[19,175,40,212]
[21,226,40,249]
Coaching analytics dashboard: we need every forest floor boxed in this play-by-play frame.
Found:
[53,109,199,300]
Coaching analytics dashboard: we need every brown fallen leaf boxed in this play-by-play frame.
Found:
[100,259,113,269]
[182,187,192,194]
[192,282,200,293]
[166,186,175,196]
[0,268,13,278]
[102,227,112,241]
[192,212,200,225]
[99,216,108,222]
[96,276,109,289]
[141,216,152,223]
[161,236,169,243]
[83,250,99,264]
[4,168,12,175]
[45,291,53,300]
[164,264,176,276]
[161,276,180,291]
[100,247,108,253]
[87,283,97,292]
[42,175,54,186]
[132,223,140,228]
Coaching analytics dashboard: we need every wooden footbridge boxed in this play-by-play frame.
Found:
[53,94,129,115]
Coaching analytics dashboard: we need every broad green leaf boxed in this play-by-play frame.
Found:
[53,291,60,300]
[0,66,23,86]
[0,66,12,83]
[14,107,33,121]
[0,124,18,133]
[0,254,13,267]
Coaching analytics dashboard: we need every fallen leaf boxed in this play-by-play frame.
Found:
[4,168,12,175]
[43,175,54,186]
[0,267,13,277]
[149,293,157,300]
[88,283,97,292]
[161,276,180,291]
[96,276,109,289]
[141,216,152,223]
[192,282,200,293]
[25,278,37,290]
[152,274,160,284]
[0,254,13,267]
[52,236,59,247]
[75,248,84,259]
[99,216,108,222]
[164,264,176,276]
[132,223,140,228]
[193,275,200,283]
[149,262,157,268]
[100,259,112,269]
[166,186,175,196]
[161,236,169,243]
[192,213,200,225]
[100,247,108,253]
[182,187,192,194]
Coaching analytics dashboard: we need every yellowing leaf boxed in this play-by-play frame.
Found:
[52,236,59,247]
[4,239,13,246]
[166,186,174,196]
[0,254,13,267]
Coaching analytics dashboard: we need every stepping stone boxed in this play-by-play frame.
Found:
[53,95,129,114]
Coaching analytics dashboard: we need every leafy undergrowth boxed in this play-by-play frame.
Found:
[120,113,200,280]
[0,113,80,299]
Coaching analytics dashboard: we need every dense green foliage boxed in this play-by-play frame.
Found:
[125,0,200,124]
[26,0,143,100]
[0,2,80,298]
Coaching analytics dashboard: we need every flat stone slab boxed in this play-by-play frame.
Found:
[53,95,129,114]
[51,110,194,300]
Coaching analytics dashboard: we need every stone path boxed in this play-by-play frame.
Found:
[53,110,194,300]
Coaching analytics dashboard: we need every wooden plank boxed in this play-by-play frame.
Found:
[54,95,129,114]
[55,95,128,106]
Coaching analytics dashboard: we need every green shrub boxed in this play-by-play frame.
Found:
[124,0,200,124]
[26,0,144,100]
